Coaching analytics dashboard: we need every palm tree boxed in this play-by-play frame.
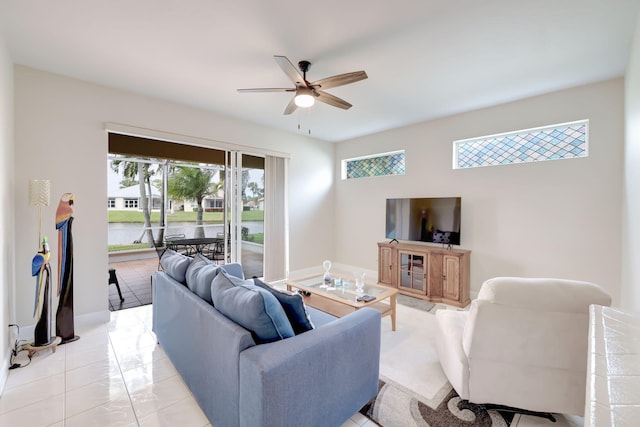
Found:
[247,181,264,204]
[110,159,155,245]
[110,159,166,245]
[168,166,215,238]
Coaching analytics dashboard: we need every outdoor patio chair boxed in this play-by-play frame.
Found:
[211,239,226,264]
[153,240,167,270]
[165,234,189,256]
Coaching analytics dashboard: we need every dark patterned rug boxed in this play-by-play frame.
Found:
[361,379,514,427]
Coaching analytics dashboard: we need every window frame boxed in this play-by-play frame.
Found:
[341,149,406,180]
[124,198,139,209]
[452,119,589,170]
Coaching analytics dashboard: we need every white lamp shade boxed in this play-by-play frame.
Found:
[29,180,51,207]
[294,88,315,108]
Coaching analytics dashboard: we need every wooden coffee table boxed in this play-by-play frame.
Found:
[285,275,397,331]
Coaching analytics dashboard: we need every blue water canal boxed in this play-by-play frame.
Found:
[108,221,264,245]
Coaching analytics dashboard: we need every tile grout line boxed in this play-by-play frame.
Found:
[112,312,147,426]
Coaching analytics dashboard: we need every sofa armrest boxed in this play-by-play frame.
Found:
[239,308,381,427]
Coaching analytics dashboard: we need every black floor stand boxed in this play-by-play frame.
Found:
[479,403,556,422]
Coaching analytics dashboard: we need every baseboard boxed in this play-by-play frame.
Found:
[17,310,111,343]
[76,310,111,328]
[0,349,10,395]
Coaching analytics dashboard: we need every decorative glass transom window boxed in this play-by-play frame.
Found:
[342,150,405,180]
[453,120,589,169]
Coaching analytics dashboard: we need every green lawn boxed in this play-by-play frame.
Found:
[108,210,264,251]
[245,233,264,244]
[108,210,264,223]
[109,243,151,251]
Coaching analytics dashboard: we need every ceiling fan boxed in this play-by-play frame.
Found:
[237,55,368,115]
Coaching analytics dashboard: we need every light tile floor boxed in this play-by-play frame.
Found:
[3,276,584,427]
[0,305,376,427]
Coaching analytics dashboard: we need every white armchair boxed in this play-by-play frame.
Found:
[435,277,611,416]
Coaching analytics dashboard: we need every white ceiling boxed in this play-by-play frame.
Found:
[1,0,639,142]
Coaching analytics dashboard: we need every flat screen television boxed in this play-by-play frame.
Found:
[385,197,461,245]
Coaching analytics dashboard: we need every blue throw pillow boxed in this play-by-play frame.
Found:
[160,249,192,284]
[211,270,294,343]
[253,278,314,335]
[184,254,219,303]
[219,262,245,280]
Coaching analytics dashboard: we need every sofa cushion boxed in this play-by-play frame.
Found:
[211,271,294,343]
[160,249,192,284]
[185,254,220,303]
[219,262,245,280]
[253,278,314,335]
[184,255,246,303]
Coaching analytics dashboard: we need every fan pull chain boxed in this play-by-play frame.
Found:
[296,108,312,135]
[306,106,312,135]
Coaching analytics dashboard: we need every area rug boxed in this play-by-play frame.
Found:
[361,377,514,427]
[396,293,437,313]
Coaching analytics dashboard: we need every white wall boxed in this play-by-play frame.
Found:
[622,11,640,310]
[335,79,624,304]
[13,66,334,327]
[0,35,15,390]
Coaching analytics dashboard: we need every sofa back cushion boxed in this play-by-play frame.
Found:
[185,254,245,303]
[253,278,314,335]
[211,271,294,343]
[160,249,192,284]
[185,254,219,303]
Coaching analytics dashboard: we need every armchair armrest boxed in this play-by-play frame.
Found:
[239,308,381,427]
[435,309,470,399]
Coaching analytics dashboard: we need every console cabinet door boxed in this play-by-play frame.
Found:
[428,253,443,298]
[443,255,460,301]
[378,246,394,285]
[398,251,427,294]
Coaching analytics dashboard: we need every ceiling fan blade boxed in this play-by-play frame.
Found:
[283,96,297,115]
[314,90,352,110]
[237,88,295,93]
[310,71,367,90]
[274,55,306,87]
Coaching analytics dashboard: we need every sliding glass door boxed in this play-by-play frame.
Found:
[108,155,265,279]
[226,153,264,278]
[106,133,289,280]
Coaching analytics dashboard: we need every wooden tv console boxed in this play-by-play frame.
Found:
[377,241,470,308]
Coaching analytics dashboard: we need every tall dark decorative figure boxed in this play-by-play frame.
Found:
[31,237,54,346]
[55,193,78,343]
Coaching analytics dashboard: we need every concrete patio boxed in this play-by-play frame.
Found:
[108,247,264,311]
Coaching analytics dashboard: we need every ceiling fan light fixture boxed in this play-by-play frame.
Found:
[294,88,315,108]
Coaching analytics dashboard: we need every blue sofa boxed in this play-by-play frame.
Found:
[151,253,381,427]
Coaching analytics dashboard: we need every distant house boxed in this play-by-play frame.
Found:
[244,198,264,211]
[203,196,225,212]
[107,185,161,210]
[183,196,224,212]
[108,184,225,212]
